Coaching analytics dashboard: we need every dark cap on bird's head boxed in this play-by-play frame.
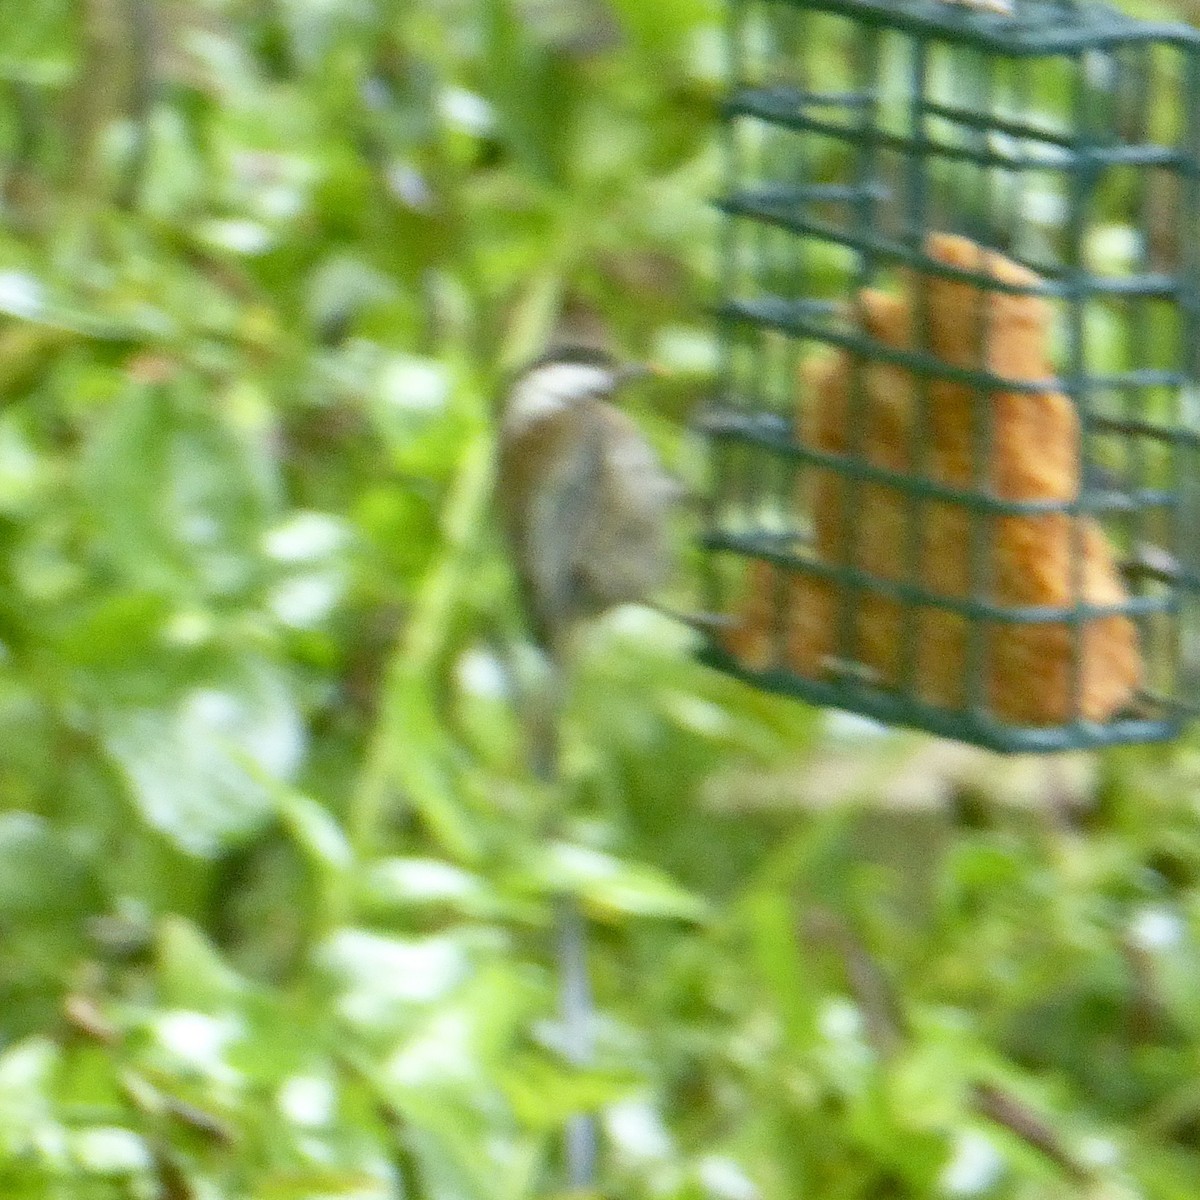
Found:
[519,343,655,387]
[522,343,621,373]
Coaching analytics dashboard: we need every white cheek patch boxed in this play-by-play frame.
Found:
[505,363,611,433]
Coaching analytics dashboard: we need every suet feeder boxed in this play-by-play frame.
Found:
[699,0,1200,751]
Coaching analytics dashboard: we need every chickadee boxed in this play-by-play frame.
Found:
[497,345,681,656]
[499,345,681,1190]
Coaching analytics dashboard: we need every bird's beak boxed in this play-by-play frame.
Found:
[616,361,666,386]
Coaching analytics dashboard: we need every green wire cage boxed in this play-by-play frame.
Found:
[698,0,1200,752]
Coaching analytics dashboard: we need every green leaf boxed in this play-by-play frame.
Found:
[741,887,816,1051]
[99,655,304,856]
[607,0,715,55]
[316,928,478,1034]
[523,842,709,923]
[885,1039,971,1132]
[68,1126,152,1178]
[82,369,279,601]
[256,1168,394,1199]
[156,916,249,1011]
[0,813,94,918]
[0,1037,58,1158]
[482,0,576,186]
[357,857,495,918]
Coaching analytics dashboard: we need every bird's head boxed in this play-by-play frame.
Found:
[502,345,650,436]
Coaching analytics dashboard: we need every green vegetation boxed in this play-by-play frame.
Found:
[0,1,1198,1197]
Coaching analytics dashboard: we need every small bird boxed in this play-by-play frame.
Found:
[496,343,683,1191]
[497,344,682,658]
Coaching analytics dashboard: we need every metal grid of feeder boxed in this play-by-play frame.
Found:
[698,0,1200,752]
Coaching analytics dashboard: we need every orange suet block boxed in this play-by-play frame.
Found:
[726,233,1142,726]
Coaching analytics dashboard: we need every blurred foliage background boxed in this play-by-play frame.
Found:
[1,0,1200,1197]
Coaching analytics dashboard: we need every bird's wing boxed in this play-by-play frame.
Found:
[572,407,680,608]
[522,405,607,648]
[600,407,683,507]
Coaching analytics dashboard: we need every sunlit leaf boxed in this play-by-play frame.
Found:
[357,857,494,918]
[316,928,479,1032]
[522,842,709,923]
[99,656,304,856]
[156,917,249,1010]
[83,368,280,600]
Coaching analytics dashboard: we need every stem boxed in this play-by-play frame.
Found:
[349,422,493,861]
[529,659,598,1190]
[556,892,597,1189]
[119,0,155,209]
[811,907,1093,1183]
